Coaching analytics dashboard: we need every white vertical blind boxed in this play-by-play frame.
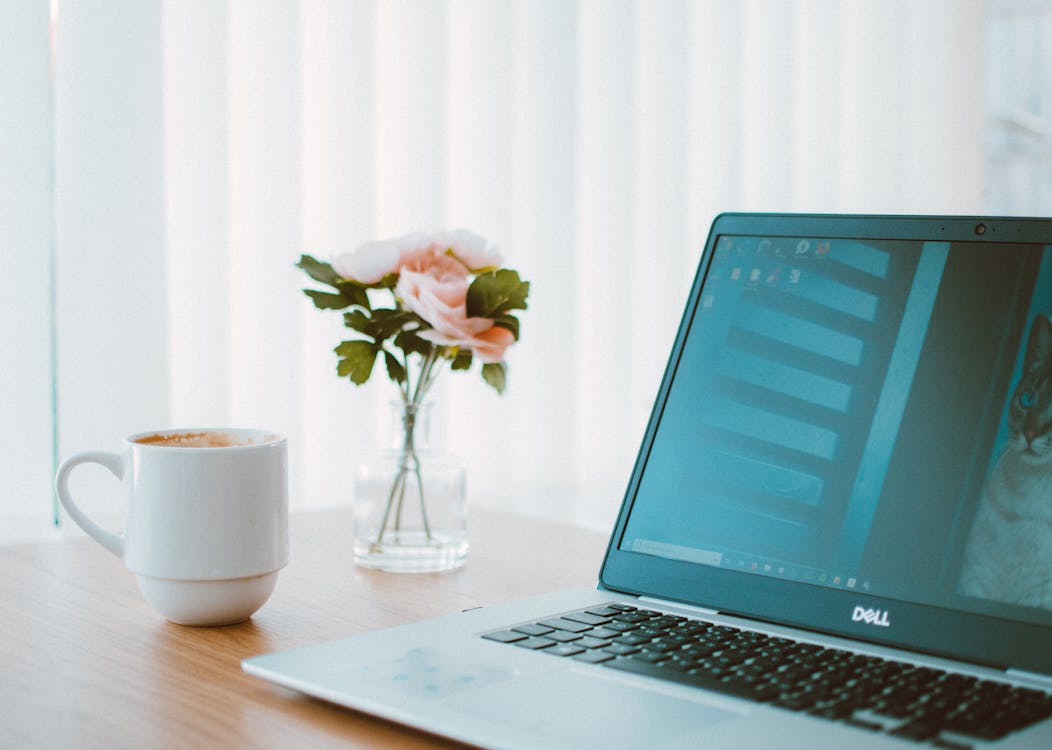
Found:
[987,0,1052,214]
[6,0,1009,543]
[53,0,168,525]
[444,0,515,504]
[574,0,639,523]
[299,0,379,514]
[686,1,744,240]
[0,0,54,538]
[164,0,230,429]
[504,0,582,517]
[791,0,843,209]
[740,0,795,208]
[839,2,906,208]
[631,0,691,448]
[900,0,987,209]
[227,0,306,499]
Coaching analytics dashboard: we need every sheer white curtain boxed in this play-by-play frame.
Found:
[5,0,990,542]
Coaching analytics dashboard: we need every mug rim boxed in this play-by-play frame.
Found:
[126,428,286,451]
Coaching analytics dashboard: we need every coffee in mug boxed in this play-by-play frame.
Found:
[55,428,288,626]
[133,430,273,448]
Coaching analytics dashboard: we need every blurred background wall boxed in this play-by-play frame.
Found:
[2,0,1050,542]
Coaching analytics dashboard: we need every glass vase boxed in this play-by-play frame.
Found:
[353,400,468,572]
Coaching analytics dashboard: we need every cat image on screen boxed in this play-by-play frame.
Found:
[959,314,1052,610]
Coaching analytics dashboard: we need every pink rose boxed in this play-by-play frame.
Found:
[333,229,514,362]
[396,268,515,364]
[399,245,470,284]
[455,324,515,364]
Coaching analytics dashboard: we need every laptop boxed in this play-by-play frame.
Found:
[244,214,1052,749]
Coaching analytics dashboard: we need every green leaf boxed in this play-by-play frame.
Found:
[297,255,371,311]
[304,289,354,310]
[491,313,520,340]
[394,329,433,358]
[384,351,407,384]
[345,308,418,346]
[481,362,507,394]
[296,254,342,287]
[370,308,417,340]
[335,281,371,310]
[334,340,377,385]
[466,269,530,319]
[451,349,473,371]
[343,309,373,335]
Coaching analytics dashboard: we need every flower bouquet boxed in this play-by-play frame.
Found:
[297,230,529,570]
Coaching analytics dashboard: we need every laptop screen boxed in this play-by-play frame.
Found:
[613,221,1052,644]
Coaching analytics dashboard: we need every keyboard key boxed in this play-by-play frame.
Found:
[663,656,698,672]
[574,650,615,665]
[546,630,583,643]
[511,623,554,637]
[636,627,667,639]
[482,630,527,644]
[629,650,670,664]
[545,643,586,658]
[539,618,592,633]
[603,621,641,633]
[681,642,719,658]
[515,637,557,650]
[612,612,650,624]
[585,606,622,617]
[604,643,641,657]
[615,633,651,647]
[645,640,683,654]
[563,611,611,626]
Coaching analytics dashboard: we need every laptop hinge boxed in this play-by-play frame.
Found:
[637,595,719,617]
[1006,668,1052,690]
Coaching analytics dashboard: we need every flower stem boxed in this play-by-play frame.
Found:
[374,345,441,547]
[376,466,405,544]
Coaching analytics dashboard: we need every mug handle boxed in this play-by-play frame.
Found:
[54,451,125,557]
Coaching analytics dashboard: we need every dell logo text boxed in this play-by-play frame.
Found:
[852,605,891,628]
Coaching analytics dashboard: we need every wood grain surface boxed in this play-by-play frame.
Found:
[2,507,606,748]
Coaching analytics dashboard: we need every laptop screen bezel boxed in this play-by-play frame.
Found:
[598,213,1052,676]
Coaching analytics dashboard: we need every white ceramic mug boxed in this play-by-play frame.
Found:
[55,428,289,626]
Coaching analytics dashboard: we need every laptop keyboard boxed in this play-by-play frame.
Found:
[482,603,1052,748]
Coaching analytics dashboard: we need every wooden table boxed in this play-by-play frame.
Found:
[2,507,606,748]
